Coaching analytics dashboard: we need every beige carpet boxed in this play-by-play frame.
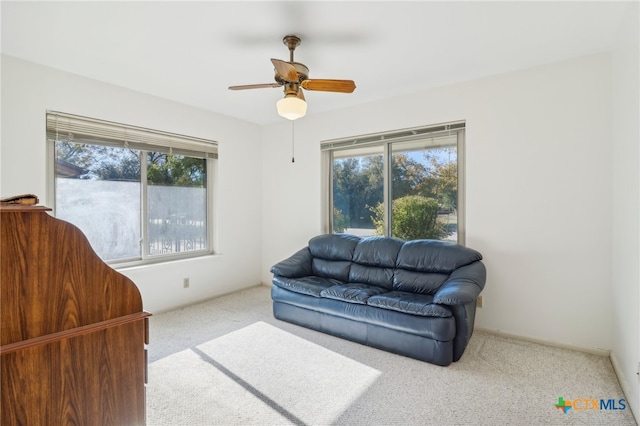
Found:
[146,285,636,425]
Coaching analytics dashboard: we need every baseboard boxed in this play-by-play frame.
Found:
[152,283,266,315]
[474,327,610,357]
[609,351,639,424]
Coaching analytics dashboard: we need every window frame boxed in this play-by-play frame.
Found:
[321,121,466,245]
[46,111,218,268]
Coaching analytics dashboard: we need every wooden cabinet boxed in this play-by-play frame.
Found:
[1,205,150,425]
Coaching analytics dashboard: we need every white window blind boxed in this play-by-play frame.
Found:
[321,121,465,152]
[46,111,218,159]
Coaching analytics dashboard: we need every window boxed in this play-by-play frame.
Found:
[322,122,465,244]
[47,111,218,266]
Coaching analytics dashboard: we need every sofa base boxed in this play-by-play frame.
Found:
[273,300,454,366]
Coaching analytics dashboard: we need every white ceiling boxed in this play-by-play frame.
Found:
[1,1,632,125]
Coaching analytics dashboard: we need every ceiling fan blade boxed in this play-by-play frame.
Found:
[228,83,281,90]
[271,58,298,82]
[301,79,356,93]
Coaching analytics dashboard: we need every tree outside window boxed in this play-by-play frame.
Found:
[328,129,463,243]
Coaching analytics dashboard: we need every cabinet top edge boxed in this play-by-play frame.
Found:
[0,205,52,212]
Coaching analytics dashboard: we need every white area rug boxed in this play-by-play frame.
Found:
[149,321,380,425]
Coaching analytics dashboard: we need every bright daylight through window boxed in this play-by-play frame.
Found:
[323,122,465,244]
[47,111,218,265]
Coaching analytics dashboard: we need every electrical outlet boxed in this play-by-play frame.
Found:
[183,278,190,289]
[476,295,483,308]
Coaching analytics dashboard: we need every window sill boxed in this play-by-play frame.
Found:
[112,251,220,271]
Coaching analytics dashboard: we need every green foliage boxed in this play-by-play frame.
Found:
[146,153,205,187]
[391,154,428,200]
[421,149,458,213]
[332,155,384,229]
[55,141,205,186]
[371,195,450,240]
[332,146,457,236]
[332,208,349,233]
[56,141,141,181]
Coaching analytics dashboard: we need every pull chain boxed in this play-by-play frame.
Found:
[291,120,295,163]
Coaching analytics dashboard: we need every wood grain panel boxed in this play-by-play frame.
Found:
[1,205,149,425]
[1,206,143,345]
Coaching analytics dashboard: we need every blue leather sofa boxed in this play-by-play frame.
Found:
[270,233,486,366]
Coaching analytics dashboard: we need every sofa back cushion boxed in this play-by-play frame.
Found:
[394,240,483,294]
[306,234,483,292]
[396,240,482,273]
[393,270,450,294]
[309,234,360,282]
[349,236,403,289]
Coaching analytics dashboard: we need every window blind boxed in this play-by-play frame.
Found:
[46,111,218,159]
[320,121,465,152]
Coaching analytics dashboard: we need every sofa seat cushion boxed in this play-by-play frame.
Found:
[272,275,343,297]
[272,286,456,341]
[320,283,387,304]
[367,291,452,318]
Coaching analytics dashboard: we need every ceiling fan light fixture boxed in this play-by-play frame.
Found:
[276,94,307,120]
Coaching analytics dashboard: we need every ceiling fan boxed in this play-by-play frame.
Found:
[228,35,356,120]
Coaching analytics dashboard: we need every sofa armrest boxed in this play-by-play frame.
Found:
[270,247,313,278]
[433,261,486,305]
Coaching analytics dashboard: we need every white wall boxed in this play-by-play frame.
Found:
[262,53,614,352]
[611,1,640,418]
[1,55,264,313]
